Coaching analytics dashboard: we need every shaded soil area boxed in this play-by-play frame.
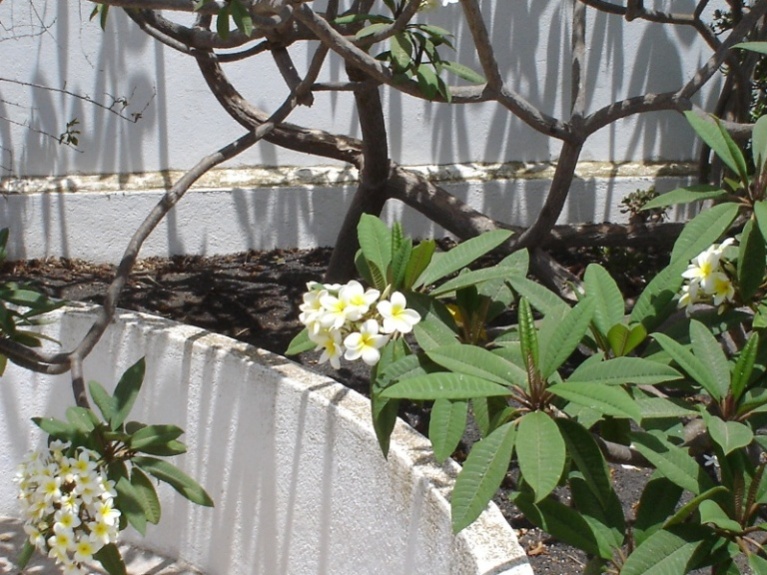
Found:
[0,243,668,575]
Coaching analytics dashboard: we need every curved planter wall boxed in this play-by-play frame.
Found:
[0,305,532,575]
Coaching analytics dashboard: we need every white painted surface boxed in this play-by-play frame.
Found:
[0,1,722,179]
[0,305,533,575]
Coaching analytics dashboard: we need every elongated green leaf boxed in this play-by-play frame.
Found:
[732,332,759,401]
[131,467,161,525]
[513,491,601,557]
[88,380,116,424]
[381,373,510,400]
[413,315,458,351]
[663,486,729,528]
[507,276,569,316]
[516,412,566,502]
[426,344,527,388]
[569,476,625,557]
[389,237,412,289]
[452,422,515,533]
[670,202,740,264]
[94,543,127,575]
[429,399,468,463]
[216,5,230,39]
[116,476,147,536]
[637,397,696,419]
[738,219,766,303]
[550,382,641,421]
[229,0,253,36]
[431,266,523,297]
[652,332,724,400]
[735,41,767,56]
[754,116,767,174]
[133,456,214,507]
[684,111,747,183]
[641,185,727,210]
[707,415,753,455]
[355,22,390,39]
[517,298,539,375]
[416,64,440,100]
[286,327,315,356]
[130,424,185,451]
[755,201,767,249]
[357,214,392,288]
[441,60,486,84]
[620,526,705,575]
[607,323,647,357]
[634,477,683,546]
[540,298,595,379]
[32,416,77,441]
[16,540,34,569]
[402,240,435,290]
[584,264,625,336]
[112,358,146,430]
[630,258,687,331]
[135,440,187,457]
[416,230,512,288]
[689,319,730,398]
[557,419,612,508]
[630,432,711,495]
[390,33,412,70]
[371,390,398,459]
[66,406,99,434]
[698,499,742,532]
[567,356,681,386]
[750,553,767,575]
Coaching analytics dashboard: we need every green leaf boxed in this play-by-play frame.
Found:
[111,357,146,430]
[389,236,412,289]
[670,202,739,264]
[452,422,515,533]
[630,432,711,495]
[116,476,147,536]
[357,214,392,289]
[94,543,127,575]
[355,22,390,39]
[735,41,767,56]
[441,60,486,84]
[132,456,214,507]
[413,314,458,351]
[66,406,99,434]
[371,389,399,458]
[513,491,601,557]
[607,323,647,357]
[634,477,683,546]
[425,343,527,388]
[569,476,625,557]
[135,439,187,457]
[749,553,767,575]
[549,382,642,421]
[640,185,727,210]
[88,380,116,424]
[415,229,512,288]
[32,416,78,442]
[16,540,34,569]
[753,115,767,174]
[131,467,161,525]
[706,415,753,455]
[539,298,595,379]
[684,111,748,184]
[516,412,566,502]
[557,419,612,508]
[754,201,767,248]
[652,332,724,400]
[381,373,510,400]
[229,0,253,36]
[429,398,468,463]
[130,424,185,451]
[637,397,696,419]
[620,526,705,575]
[732,332,759,401]
[664,486,729,528]
[517,298,539,376]
[285,327,315,355]
[431,266,525,297]
[416,64,440,100]
[584,264,625,337]
[390,33,413,70]
[508,276,569,317]
[689,319,731,398]
[403,240,436,289]
[738,219,766,303]
[698,499,743,532]
[216,4,231,39]
[567,356,682,386]
[629,259,687,332]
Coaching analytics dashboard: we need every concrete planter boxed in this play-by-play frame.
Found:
[0,304,532,575]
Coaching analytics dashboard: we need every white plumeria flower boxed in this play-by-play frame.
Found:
[682,244,725,293]
[73,537,98,563]
[88,520,116,547]
[377,292,421,334]
[678,280,700,313]
[710,272,735,306]
[48,526,75,556]
[315,330,344,369]
[54,509,82,532]
[93,500,121,527]
[338,280,380,321]
[343,320,390,366]
[420,0,459,10]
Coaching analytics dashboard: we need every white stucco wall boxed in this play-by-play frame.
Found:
[0,1,726,259]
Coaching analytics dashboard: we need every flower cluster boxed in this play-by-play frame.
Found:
[299,280,421,368]
[679,238,736,313]
[15,441,121,575]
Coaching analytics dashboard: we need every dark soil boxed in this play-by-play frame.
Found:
[0,243,669,575]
